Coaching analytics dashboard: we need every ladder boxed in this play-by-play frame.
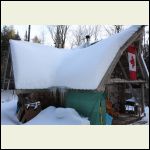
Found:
[2,47,14,90]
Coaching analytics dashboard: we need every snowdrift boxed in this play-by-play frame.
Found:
[1,91,90,125]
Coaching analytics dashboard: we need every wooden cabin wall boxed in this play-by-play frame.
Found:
[17,88,68,110]
[106,40,149,113]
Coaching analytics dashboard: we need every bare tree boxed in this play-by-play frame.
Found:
[47,25,69,48]
[114,25,123,33]
[71,25,101,48]
[103,25,123,36]
[71,25,86,46]
[93,25,101,41]
[41,28,45,44]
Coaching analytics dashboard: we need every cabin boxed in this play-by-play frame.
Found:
[2,25,149,125]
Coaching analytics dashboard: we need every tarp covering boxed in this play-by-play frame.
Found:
[64,90,106,125]
[10,25,142,90]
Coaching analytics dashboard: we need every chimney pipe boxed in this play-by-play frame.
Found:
[85,35,90,47]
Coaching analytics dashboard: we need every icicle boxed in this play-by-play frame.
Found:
[58,87,68,106]
[49,87,57,99]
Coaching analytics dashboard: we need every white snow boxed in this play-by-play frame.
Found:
[125,97,137,111]
[1,90,18,103]
[1,99,21,125]
[141,52,149,77]
[126,97,136,102]
[125,106,135,111]
[131,106,149,125]
[1,90,90,125]
[25,107,90,125]
[141,106,149,124]
[10,25,142,90]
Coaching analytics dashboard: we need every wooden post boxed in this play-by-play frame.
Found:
[136,52,146,80]
[28,25,31,42]
[141,83,145,113]
[7,65,12,90]
[118,84,125,113]
[118,61,134,96]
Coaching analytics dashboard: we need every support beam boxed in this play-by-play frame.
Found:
[7,65,12,90]
[118,61,134,96]
[107,78,146,84]
[141,83,145,113]
[136,52,146,80]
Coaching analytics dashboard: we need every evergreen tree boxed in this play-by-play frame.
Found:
[1,25,21,82]
[14,31,21,40]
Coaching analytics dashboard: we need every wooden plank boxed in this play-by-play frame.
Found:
[139,53,149,80]
[141,83,145,113]
[7,65,12,90]
[107,78,146,84]
[136,52,146,79]
[97,26,145,91]
[9,46,16,89]
[118,61,134,94]
[15,89,50,94]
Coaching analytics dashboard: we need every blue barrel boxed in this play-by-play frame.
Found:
[105,113,113,125]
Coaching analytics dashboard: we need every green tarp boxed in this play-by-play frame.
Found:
[64,90,106,125]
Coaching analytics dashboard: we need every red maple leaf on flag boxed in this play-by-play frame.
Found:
[130,56,135,68]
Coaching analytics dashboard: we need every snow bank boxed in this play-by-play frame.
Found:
[1,90,18,103]
[1,91,90,125]
[141,106,149,124]
[25,107,90,125]
[131,106,149,125]
[1,99,21,125]
[10,25,142,89]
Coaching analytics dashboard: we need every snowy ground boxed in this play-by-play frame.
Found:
[1,90,90,125]
[1,90,149,125]
[140,106,149,125]
[1,90,18,103]
[125,97,149,125]
[131,106,149,125]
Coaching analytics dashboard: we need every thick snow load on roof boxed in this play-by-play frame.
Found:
[10,25,142,89]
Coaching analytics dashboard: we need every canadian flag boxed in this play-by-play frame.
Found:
[127,46,137,80]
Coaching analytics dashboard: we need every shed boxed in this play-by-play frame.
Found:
[4,25,149,124]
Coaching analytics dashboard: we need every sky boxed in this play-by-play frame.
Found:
[14,25,52,45]
[2,25,149,49]
[12,25,128,48]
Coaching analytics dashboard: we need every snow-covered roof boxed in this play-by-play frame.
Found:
[10,25,143,90]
